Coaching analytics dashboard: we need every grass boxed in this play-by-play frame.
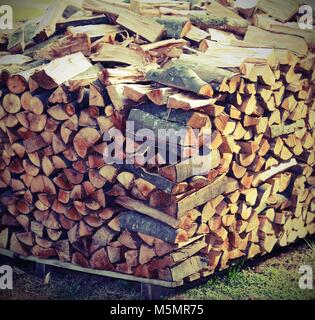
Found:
[0,238,314,300]
[173,238,315,300]
[305,239,315,255]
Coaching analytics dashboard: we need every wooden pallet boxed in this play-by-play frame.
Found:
[0,248,183,288]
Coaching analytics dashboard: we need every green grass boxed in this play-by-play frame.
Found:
[305,239,315,255]
[174,267,314,300]
[173,240,315,300]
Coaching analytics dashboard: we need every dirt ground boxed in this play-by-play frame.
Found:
[0,237,314,300]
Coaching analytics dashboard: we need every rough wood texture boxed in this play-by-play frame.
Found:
[0,0,314,287]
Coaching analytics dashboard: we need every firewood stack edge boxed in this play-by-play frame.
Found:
[0,0,314,284]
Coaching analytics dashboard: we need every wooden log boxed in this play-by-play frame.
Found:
[125,249,139,267]
[90,248,114,270]
[196,43,277,69]
[107,245,121,264]
[31,52,92,90]
[206,0,249,24]
[28,91,51,115]
[72,251,90,268]
[115,196,179,228]
[33,1,68,40]
[83,0,129,16]
[256,0,298,23]
[7,20,38,53]
[167,92,218,110]
[118,229,141,249]
[171,174,228,218]
[233,0,258,18]
[146,65,213,97]
[10,233,28,256]
[268,120,305,138]
[91,43,149,66]
[115,164,182,195]
[159,150,220,183]
[155,16,191,39]
[73,128,101,158]
[185,25,210,43]
[130,0,189,15]
[190,11,248,35]
[100,65,146,86]
[119,211,188,244]
[67,24,121,40]
[23,135,48,153]
[116,10,165,43]
[3,93,21,113]
[158,255,208,282]
[253,14,315,48]
[149,238,207,271]
[90,80,110,109]
[243,26,308,57]
[139,102,210,129]
[252,159,298,187]
[68,63,104,92]
[138,244,155,265]
[106,84,138,111]
[146,87,179,105]
[128,108,197,147]
[53,240,71,262]
[33,33,91,60]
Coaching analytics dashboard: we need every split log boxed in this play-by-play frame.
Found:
[73,128,101,158]
[90,248,114,270]
[67,24,121,40]
[256,0,298,23]
[155,16,191,39]
[115,164,183,195]
[243,26,308,57]
[33,33,91,60]
[146,65,213,97]
[91,43,149,66]
[127,108,198,147]
[115,196,179,228]
[31,52,92,90]
[190,11,248,35]
[149,238,206,271]
[119,211,188,244]
[56,15,109,31]
[158,255,208,282]
[34,0,69,40]
[116,10,165,43]
[159,150,220,183]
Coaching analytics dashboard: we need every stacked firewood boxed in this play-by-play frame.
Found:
[0,0,314,283]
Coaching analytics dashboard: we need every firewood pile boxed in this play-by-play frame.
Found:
[0,0,314,284]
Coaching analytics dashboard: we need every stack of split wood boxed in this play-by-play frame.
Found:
[0,0,314,284]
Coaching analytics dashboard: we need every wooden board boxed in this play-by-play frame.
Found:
[0,248,182,287]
